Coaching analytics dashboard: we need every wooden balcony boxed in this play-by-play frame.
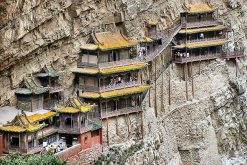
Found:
[101,107,142,119]
[49,86,64,93]
[59,123,94,134]
[77,62,97,68]
[182,20,220,29]
[5,145,44,154]
[174,53,220,64]
[222,50,244,59]
[79,81,141,93]
[37,126,58,139]
[186,37,225,44]
[98,58,140,68]
[99,81,141,92]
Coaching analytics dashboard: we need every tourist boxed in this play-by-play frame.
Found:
[200,33,204,39]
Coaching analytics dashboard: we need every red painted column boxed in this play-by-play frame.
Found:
[0,134,3,156]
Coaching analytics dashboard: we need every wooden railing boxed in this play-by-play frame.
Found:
[182,20,220,28]
[59,120,100,134]
[37,126,58,139]
[79,81,141,92]
[49,86,64,93]
[174,53,220,63]
[79,85,99,92]
[187,36,225,43]
[222,49,245,59]
[98,58,140,68]
[101,107,142,119]
[99,81,141,92]
[77,62,97,68]
[145,22,182,61]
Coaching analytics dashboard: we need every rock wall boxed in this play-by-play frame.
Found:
[1,0,247,164]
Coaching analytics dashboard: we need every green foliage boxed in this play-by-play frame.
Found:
[0,153,68,165]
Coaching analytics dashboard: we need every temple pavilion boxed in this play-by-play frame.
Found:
[16,76,49,112]
[16,65,64,112]
[172,3,227,64]
[0,106,57,154]
[73,31,150,119]
[35,65,64,110]
[57,97,102,150]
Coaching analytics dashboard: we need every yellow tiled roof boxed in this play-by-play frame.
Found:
[81,44,98,51]
[27,111,57,123]
[139,37,154,43]
[82,31,138,51]
[0,113,45,133]
[179,25,225,34]
[72,62,147,75]
[56,97,94,114]
[80,85,150,99]
[173,39,227,49]
[100,63,147,75]
[186,4,216,13]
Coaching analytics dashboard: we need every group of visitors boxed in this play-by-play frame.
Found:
[175,51,190,58]
[108,75,138,86]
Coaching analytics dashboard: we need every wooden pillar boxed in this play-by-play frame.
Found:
[168,66,171,105]
[48,77,51,109]
[115,117,118,136]
[235,59,238,77]
[184,64,188,101]
[141,111,144,139]
[18,133,21,153]
[191,62,194,99]
[125,114,130,138]
[100,101,102,119]
[161,69,164,110]
[106,119,109,146]
[154,59,157,118]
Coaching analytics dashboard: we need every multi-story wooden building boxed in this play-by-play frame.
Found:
[0,106,57,154]
[73,31,150,120]
[0,96,102,157]
[16,65,64,112]
[172,4,227,64]
[57,97,102,151]
[16,76,49,112]
[36,65,64,109]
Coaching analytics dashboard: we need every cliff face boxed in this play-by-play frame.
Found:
[0,0,247,164]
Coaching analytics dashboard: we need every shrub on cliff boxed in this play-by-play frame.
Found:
[0,153,68,165]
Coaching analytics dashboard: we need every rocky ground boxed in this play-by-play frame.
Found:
[0,0,247,164]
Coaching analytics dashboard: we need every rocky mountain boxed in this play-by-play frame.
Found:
[0,0,247,164]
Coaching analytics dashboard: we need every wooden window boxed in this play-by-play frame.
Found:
[91,130,99,137]
[10,136,19,148]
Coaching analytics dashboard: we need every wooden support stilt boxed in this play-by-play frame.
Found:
[115,117,118,136]
[191,62,194,99]
[235,59,238,77]
[185,63,188,101]
[125,114,130,139]
[168,66,171,105]
[141,111,144,139]
[161,70,164,110]
[154,59,157,118]
[106,118,109,146]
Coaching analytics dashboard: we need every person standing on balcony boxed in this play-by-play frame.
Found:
[200,33,204,39]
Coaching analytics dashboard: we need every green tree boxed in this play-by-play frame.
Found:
[0,153,68,165]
